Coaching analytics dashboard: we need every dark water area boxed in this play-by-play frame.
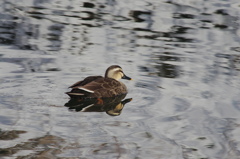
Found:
[0,0,240,158]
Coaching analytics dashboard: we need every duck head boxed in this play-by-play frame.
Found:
[105,65,132,80]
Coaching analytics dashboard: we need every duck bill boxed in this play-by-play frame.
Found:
[122,74,132,80]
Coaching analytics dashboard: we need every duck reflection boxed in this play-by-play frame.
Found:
[64,94,132,116]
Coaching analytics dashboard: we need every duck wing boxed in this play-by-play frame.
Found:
[67,78,127,98]
[72,77,113,92]
[79,78,127,97]
[69,76,102,88]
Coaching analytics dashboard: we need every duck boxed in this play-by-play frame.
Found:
[66,65,132,98]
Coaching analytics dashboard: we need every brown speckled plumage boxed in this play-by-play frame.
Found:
[66,65,131,98]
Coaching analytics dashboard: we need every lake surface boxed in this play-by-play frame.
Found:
[1,0,240,158]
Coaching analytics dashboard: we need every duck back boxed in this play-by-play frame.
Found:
[66,77,128,98]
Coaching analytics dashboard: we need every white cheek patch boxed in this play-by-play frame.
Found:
[108,68,122,77]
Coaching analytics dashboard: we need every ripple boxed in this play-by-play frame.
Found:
[1,0,240,158]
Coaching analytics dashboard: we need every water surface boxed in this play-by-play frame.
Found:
[1,0,240,158]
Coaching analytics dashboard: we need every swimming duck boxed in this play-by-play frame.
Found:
[66,65,132,98]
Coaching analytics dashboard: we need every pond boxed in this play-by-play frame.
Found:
[0,0,240,158]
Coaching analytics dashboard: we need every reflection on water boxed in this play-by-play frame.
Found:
[0,130,26,140]
[0,132,67,158]
[0,0,240,158]
[65,94,132,116]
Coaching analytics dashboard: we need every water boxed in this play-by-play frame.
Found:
[0,0,240,158]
